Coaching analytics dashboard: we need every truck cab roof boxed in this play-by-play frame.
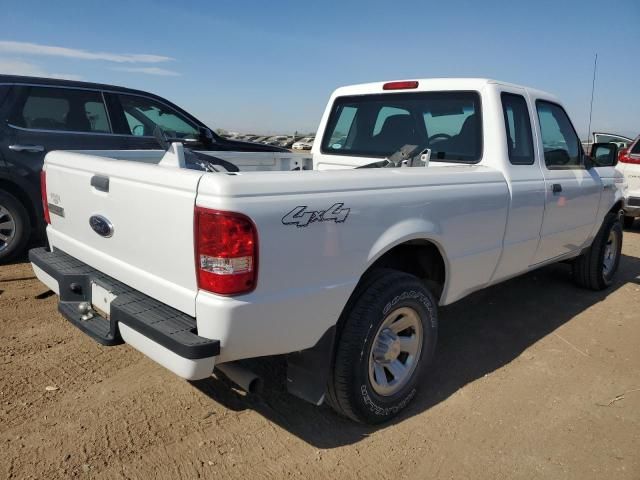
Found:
[332,78,560,103]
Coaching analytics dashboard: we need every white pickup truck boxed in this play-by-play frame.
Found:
[31,78,625,424]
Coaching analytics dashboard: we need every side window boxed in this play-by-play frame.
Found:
[501,93,534,165]
[117,94,199,138]
[8,87,111,133]
[631,139,640,154]
[536,101,581,168]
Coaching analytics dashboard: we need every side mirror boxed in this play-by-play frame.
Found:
[590,142,619,167]
[198,127,215,145]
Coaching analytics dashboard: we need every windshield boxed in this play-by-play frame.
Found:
[321,91,482,163]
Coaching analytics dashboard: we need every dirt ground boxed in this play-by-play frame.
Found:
[1,231,639,480]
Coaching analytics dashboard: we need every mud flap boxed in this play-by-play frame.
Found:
[286,326,336,406]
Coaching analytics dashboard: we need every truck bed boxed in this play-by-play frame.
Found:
[41,149,508,363]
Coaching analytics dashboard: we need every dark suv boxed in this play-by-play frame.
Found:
[0,75,287,261]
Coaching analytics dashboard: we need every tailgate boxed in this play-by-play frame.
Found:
[43,151,204,316]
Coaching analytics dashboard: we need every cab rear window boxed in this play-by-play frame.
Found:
[321,91,482,163]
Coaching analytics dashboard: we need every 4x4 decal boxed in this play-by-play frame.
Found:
[282,203,350,228]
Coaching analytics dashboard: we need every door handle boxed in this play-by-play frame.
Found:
[552,183,563,194]
[90,175,110,193]
[9,144,45,153]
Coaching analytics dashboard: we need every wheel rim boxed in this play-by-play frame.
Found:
[368,306,423,397]
[0,205,16,253]
[602,229,619,276]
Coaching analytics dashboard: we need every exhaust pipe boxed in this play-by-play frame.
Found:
[216,362,263,394]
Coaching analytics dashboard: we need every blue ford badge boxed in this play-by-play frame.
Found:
[89,215,114,238]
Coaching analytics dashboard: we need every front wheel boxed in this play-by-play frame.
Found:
[327,270,438,424]
[573,212,623,290]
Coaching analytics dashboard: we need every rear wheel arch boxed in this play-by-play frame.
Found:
[363,238,448,301]
[0,177,39,229]
[332,237,448,342]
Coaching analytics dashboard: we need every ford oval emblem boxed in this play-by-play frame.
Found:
[89,215,114,238]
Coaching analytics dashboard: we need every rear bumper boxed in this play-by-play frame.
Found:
[29,247,220,380]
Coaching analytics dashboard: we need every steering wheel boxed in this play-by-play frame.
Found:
[428,133,451,143]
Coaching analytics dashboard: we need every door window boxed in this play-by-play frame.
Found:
[9,87,111,133]
[501,93,534,165]
[536,101,582,168]
[116,94,199,138]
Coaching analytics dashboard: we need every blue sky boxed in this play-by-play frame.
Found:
[0,0,638,138]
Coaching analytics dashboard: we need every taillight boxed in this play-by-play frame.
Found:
[40,170,50,224]
[383,81,419,90]
[619,148,640,164]
[195,207,258,295]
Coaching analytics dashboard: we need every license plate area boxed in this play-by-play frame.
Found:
[91,282,117,319]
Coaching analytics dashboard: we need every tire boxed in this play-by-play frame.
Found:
[327,270,438,424]
[0,191,31,263]
[573,212,622,290]
[623,216,635,229]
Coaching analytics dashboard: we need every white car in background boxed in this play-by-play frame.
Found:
[616,135,640,228]
[583,132,634,155]
[292,137,315,150]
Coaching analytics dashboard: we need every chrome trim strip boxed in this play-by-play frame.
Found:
[7,123,152,138]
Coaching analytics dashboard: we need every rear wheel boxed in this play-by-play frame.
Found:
[623,216,635,229]
[573,212,622,290]
[0,191,31,262]
[327,270,438,424]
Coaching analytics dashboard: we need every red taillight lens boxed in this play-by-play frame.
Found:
[619,148,640,164]
[40,170,50,224]
[383,81,419,90]
[195,207,258,295]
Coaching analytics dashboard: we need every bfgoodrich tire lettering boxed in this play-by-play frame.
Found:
[327,270,438,424]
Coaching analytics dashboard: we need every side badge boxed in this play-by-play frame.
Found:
[89,215,114,238]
